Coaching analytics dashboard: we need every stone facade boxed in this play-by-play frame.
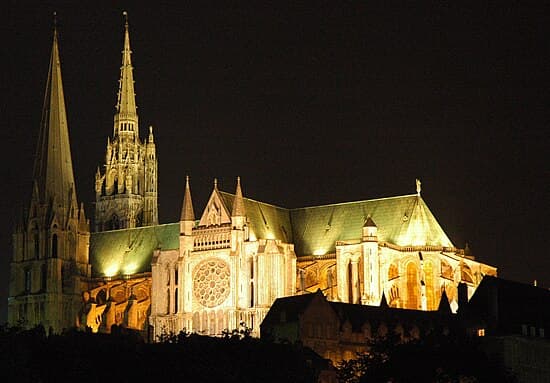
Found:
[9,28,91,333]
[149,179,296,338]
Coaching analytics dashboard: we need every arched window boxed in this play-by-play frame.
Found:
[327,268,333,300]
[388,263,399,280]
[166,287,170,314]
[424,261,436,310]
[441,259,453,279]
[461,264,474,283]
[406,263,420,309]
[250,281,255,307]
[33,230,39,259]
[51,234,58,258]
[347,261,353,303]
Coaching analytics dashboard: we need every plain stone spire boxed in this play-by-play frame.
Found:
[33,24,76,209]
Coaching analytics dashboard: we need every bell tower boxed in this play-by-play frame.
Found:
[9,19,91,333]
[95,12,158,231]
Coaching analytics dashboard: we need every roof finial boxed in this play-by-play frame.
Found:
[416,178,421,196]
[123,10,128,27]
[53,11,57,29]
[214,178,218,189]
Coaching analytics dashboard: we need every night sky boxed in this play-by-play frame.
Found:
[2,1,548,322]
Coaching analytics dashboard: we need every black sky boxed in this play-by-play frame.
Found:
[2,1,549,322]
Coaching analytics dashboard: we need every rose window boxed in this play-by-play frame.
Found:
[193,259,230,308]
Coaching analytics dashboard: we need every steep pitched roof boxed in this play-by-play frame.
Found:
[461,276,550,335]
[261,292,318,327]
[90,191,455,276]
[219,192,293,243]
[290,194,453,256]
[90,223,179,277]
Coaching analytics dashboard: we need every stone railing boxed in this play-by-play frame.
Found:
[193,225,231,251]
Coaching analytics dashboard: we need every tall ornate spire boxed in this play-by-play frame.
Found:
[95,13,158,231]
[180,176,195,221]
[232,176,246,217]
[114,11,138,136]
[33,20,76,208]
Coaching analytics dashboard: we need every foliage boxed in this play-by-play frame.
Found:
[0,323,320,383]
[337,332,518,383]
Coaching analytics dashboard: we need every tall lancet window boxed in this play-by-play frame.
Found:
[347,261,353,303]
[406,263,420,309]
[41,264,47,291]
[24,268,32,293]
[33,229,39,259]
[51,234,58,258]
[250,258,254,307]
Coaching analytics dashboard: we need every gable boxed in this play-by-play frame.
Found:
[198,188,232,227]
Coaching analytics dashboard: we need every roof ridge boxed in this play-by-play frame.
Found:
[219,190,290,210]
[290,194,419,211]
[219,190,420,211]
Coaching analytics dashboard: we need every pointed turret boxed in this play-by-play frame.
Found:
[231,177,246,231]
[114,11,138,136]
[180,176,195,237]
[362,215,377,241]
[33,25,76,210]
[180,176,195,222]
[232,176,246,217]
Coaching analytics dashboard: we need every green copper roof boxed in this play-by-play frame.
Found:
[219,192,293,243]
[90,223,179,277]
[90,193,453,277]
[289,195,453,256]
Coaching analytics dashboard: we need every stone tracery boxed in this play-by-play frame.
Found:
[193,259,231,308]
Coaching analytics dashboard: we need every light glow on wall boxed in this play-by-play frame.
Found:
[123,262,139,275]
[104,263,120,277]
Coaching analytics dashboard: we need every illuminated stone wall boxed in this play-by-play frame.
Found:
[296,245,496,314]
[80,276,151,333]
[149,185,296,339]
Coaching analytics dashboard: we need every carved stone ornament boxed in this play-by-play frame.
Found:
[193,258,230,307]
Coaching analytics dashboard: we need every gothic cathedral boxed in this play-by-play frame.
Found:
[9,17,497,337]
